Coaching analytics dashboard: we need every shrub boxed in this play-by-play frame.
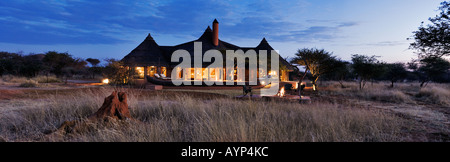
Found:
[19,80,39,87]
[417,86,450,106]
[1,75,28,83]
[360,89,412,103]
[33,75,61,83]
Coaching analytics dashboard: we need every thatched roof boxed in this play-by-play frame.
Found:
[122,33,170,67]
[255,38,295,71]
[122,20,294,70]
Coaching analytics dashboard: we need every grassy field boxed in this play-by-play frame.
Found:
[0,79,448,142]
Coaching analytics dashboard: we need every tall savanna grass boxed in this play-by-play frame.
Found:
[0,87,404,142]
[321,81,413,103]
[0,75,61,87]
[321,81,450,106]
[417,86,450,106]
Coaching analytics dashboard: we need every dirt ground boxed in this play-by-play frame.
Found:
[304,90,449,142]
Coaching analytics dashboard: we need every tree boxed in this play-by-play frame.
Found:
[42,51,88,83]
[351,54,386,90]
[86,58,101,79]
[290,48,337,91]
[409,1,450,58]
[42,51,75,78]
[103,59,133,84]
[0,52,23,76]
[414,56,450,87]
[86,58,100,67]
[322,59,352,88]
[20,54,45,77]
[384,63,408,88]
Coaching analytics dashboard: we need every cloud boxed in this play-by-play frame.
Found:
[267,21,359,43]
[364,41,408,47]
[342,40,409,47]
[0,0,358,45]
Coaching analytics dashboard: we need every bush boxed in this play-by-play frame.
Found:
[19,80,39,87]
[362,90,412,103]
[33,75,61,83]
[417,86,450,106]
[1,75,29,83]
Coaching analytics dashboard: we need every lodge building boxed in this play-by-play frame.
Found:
[121,19,295,85]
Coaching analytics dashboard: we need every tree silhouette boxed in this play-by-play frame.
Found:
[410,1,450,58]
[43,51,74,77]
[384,63,408,88]
[290,48,337,91]
[42,51,87,83]
[323,59,352,88]
[86,58,101,79]
[351,54,385,90]
[86,58,100,67]
[414,57,450,87]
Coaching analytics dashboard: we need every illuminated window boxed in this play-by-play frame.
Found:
[202,68,208,80]
[209,69,215,81]
[161,67,167,76]
[176,67,182,79]
[148,66,156,77]
[195,68,202,80]
[135,67,145,79]
[269,70,278,78]
[215,68,222,81]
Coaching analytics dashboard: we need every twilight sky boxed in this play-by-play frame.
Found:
[0,0,444,64]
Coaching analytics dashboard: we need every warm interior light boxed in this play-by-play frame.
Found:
[293,82,298,89]
[135,67,144,78]
[269,70,278,76]
[261,81,266,86]
[278,87,285,97]
[102,78,109,84]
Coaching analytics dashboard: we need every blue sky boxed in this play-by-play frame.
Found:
[0,0,444,63]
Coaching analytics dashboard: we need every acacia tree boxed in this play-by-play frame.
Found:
[410,1,450,58]
[103,58,133,84]
[384,63,408,88]
[42,51,75,78]
[42,51,88,83]
[323,59,351,88]
[86,58,101,79]
[0,52,22,76]
[290,48,337,91]
[351,54,385,90]
[410,57,450,87]
[86,58,100,67]
[21,54,45,77]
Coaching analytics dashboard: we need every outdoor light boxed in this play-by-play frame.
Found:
[278,87,285,97]
[102,78,109,84]
[261,81,266,86]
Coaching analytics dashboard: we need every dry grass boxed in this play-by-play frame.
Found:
[321,81,414,104]
[1,75,61,87]
[417,85,450,106]
[1,75,29,84]
[33,75,61,83]
[19,80,39,87]
[0,87,404,142]
[320,81,450,107]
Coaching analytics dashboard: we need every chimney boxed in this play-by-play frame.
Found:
[212,19,219,46]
